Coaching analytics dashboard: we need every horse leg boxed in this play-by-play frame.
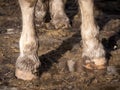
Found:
[15,0,40,80]
[35,0,47,27]
[50,0,70,29]
[78,0,106,69]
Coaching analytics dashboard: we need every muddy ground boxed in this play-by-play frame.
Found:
[0,0,120,90]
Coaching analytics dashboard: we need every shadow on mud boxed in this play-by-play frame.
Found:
[102,29,120,61]
[38,32,81,75]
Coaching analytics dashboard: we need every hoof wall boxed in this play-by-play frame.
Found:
[15,69,37,80]
[83,63,107,70]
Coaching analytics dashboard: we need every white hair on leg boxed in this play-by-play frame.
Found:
[78,0,106,69]
[15,0,40,80]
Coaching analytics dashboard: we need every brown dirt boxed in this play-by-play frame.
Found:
[0,0,120,90]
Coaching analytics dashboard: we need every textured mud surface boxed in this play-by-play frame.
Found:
[0,0,120,90]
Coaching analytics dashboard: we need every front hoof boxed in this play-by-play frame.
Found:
[15,55,40,80]
[83,63,107,70]
[15,69,37,80]
[83,59,107,70]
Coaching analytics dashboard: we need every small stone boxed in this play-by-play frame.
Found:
[67,60,75,72]
[7,28,14,32]
[6,28,15,34]
[13,48,19,53]
[41,72,51,80]
[113,45,118,50]
[107,66,117,75]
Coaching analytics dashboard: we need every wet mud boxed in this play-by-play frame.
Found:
[0,0,120,90]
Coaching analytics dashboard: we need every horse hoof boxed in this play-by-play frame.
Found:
[15,69,37,80]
